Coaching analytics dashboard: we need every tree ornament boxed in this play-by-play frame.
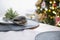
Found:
[50,16,53,19]
[41,0,46,9]
[48,9,51,12]
[55,16,60,24]
[53,3,57,7]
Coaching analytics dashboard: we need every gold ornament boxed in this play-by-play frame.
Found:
[44,11,46,13]
[50,17,53,19]
[52,6,54,9]
[37,7,40,9]
[49,10,51,12]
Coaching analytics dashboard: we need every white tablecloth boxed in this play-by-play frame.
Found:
[0,23,60,40]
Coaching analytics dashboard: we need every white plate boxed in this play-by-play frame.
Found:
[0,17,13,24]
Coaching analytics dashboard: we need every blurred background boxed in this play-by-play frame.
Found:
[0,0,60,27]
[0,0,37,16]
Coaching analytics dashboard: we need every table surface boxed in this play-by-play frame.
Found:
[0,23,60,40]
[0,17,60,40]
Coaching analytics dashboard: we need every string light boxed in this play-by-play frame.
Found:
[37,7,40,9]
[57,22,60,26]
[57,16,59,17]
[53,11,56,14]
[58,24,60,26]
[50,17,53,19]
[50,7,52,9]
[40,8,42,11]
[54,1,56,3]
[52,6,54,9]
[45,8,48,11]
[49,1,52,4]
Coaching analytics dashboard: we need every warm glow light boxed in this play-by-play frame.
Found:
[57,16,59,17]
[53,11,56,14]
[54,1,56,3]
[40,8,42,11]
[50,1,52,4]
[59,0,60,1]
[45,8,48,11]
[52,7,54,9]
[37,7,40,9]
[58,24,60,26]
[49,10,51,12]
[50,17,53,19]
[44,11,46,13]
[57,22,60,26]
[50,7,52,9]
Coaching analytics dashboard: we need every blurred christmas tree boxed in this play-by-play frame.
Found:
[35,0,60,26]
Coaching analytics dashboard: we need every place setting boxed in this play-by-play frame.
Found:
[0,16,39,32]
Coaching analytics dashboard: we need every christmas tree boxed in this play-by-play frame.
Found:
[35,0,60,26]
